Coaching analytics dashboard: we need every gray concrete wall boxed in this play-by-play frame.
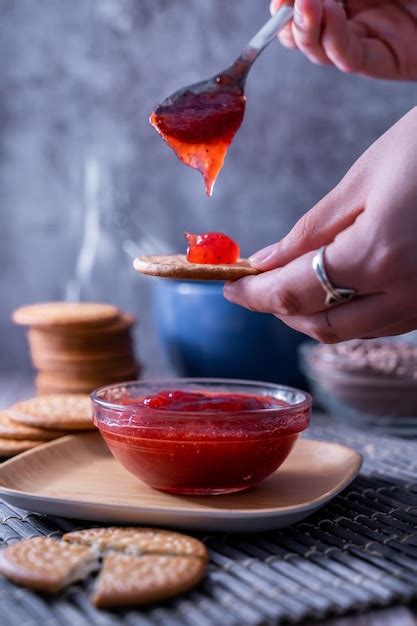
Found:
[1,0,416,374]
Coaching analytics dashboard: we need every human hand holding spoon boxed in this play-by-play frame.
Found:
[150,5,294,196]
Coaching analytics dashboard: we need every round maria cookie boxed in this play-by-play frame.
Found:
[0,527,207,608]
[64,527,207,609]
[31,351,136,371]
[92,553,206,609]
[34,385,96,396]
[134,254,260,282]
[28,337,134,363]
[0,537,99,593]
[63,527,208,561]
[0,411,67,441]
[0,437,45,457]
[12,302,120,328]
[27,312,136,338]
[35,367,139,388]
[7,394,94,431]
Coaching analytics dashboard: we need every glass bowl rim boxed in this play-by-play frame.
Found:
[91,377,312,417]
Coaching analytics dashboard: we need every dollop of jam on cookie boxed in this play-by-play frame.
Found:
[150,88,245,196]
[185,232,240,264]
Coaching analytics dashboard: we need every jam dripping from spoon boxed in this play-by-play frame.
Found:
[149,6,294,196]
[150,82,245,197]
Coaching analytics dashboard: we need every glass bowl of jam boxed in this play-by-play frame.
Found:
[91,379,311,495]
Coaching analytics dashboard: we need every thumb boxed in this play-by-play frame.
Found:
[250,176,365,271]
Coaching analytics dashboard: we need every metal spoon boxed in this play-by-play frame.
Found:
[155,5,294,106]
[150,5,294,195]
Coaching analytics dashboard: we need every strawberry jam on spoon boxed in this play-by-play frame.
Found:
[150,7,294,196]
[150,86,245,197]
[185,232,240,264]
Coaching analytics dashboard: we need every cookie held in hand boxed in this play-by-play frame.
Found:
[134,254,259,282]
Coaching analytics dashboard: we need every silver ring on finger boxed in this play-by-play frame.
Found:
[312,246,356,307]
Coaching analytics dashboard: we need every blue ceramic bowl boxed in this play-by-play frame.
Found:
[152,280,305,386]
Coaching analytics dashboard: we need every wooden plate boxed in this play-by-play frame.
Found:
[0,433,362,532]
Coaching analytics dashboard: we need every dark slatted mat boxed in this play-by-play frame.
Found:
[1,414,417,626]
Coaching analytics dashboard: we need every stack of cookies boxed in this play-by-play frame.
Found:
[0,394,95,458]
[12,302,140,395]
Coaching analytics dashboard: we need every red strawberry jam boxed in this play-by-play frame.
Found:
[185,232,240,264]
[150,88,245,197]
[92,385,311,495]
[141,390,277,412]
